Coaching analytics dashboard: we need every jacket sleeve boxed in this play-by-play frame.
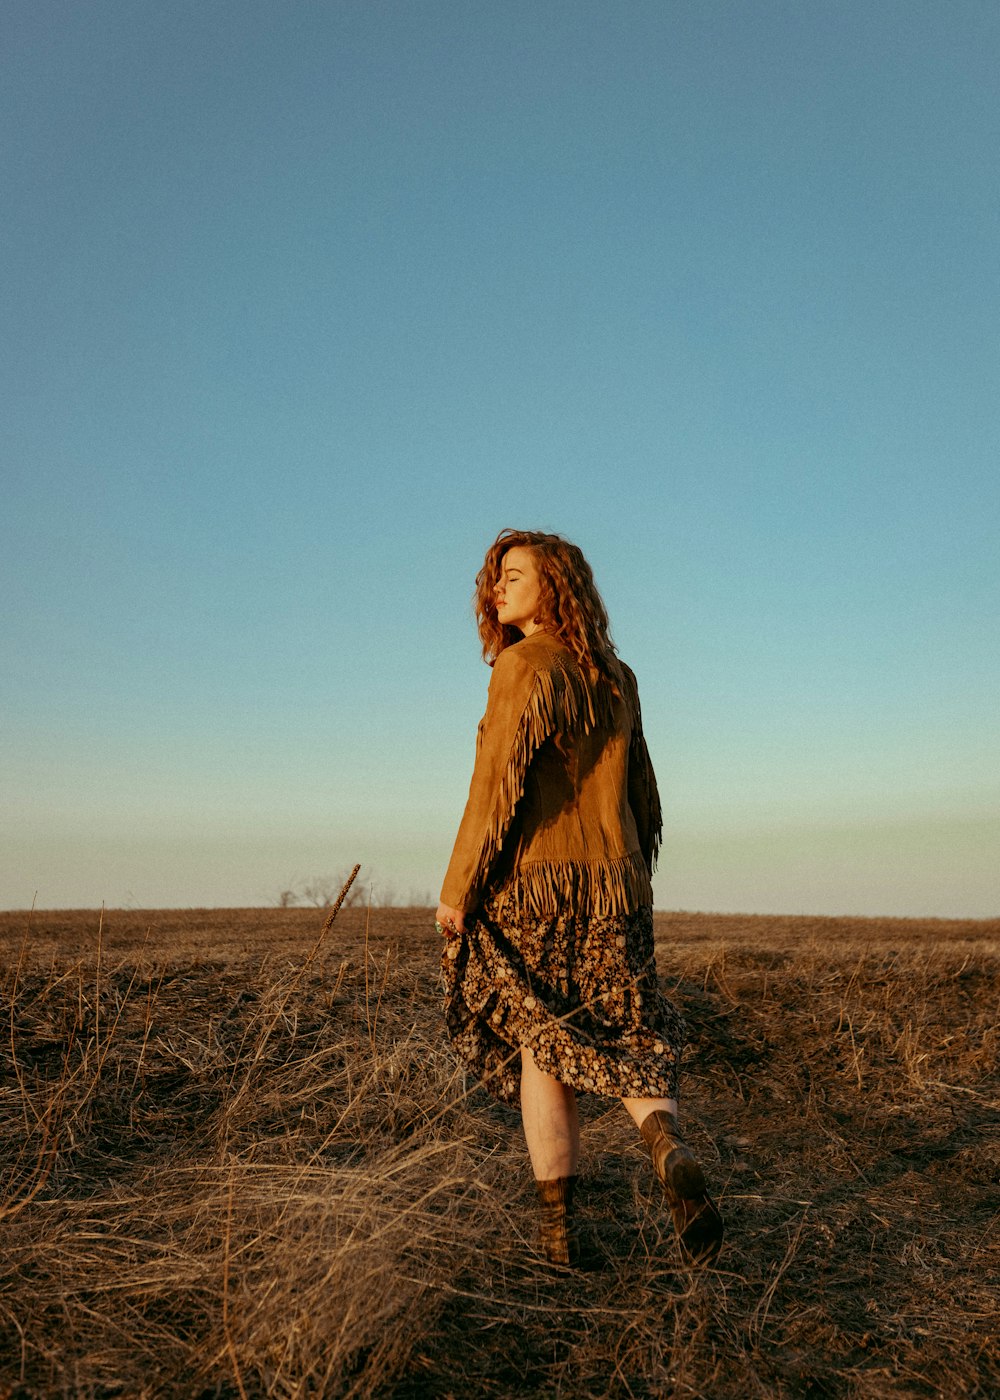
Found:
[625,679,662,874]
[439,647,538,912]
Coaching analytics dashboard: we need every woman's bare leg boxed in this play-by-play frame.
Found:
[621,1095,678,1129]
[520,1046,580,1178]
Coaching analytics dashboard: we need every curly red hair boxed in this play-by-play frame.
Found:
[474,528,623,682]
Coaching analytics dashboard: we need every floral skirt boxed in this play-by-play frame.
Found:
[441,893,686,1106]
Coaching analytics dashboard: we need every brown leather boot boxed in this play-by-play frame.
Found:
[534,1175,581,1267]
[640,1110,724,1266]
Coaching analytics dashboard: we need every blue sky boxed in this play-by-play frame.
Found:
[2,1,997,915]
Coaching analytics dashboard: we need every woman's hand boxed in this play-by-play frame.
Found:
[435,903,467,938]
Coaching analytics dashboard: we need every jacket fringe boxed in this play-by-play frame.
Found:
[631,730,663,868]
[619,661,662,869]
[464,653,631,906]
[494,853,653,920]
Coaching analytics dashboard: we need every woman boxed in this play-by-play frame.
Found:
[436,529,723,1268]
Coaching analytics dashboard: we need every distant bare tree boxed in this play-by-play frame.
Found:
[274,868,423,909]
[300,871,366,909]
[372,880,398,908]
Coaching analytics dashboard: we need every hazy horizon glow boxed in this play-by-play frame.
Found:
[2,2,997,917]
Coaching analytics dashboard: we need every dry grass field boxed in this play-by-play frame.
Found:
[1,902,997,1398]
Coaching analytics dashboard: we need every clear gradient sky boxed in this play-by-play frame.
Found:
[2,1,998,916]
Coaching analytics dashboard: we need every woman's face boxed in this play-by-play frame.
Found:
[494,546,544,636]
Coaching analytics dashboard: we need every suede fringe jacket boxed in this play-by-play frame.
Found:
[440,631,662,920]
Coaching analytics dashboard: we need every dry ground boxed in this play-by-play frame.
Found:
[1,904,997,1398]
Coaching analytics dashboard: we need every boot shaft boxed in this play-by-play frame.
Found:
[534,1174,580,1267]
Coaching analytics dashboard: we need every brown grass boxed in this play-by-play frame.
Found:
[1,904,997,1398]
